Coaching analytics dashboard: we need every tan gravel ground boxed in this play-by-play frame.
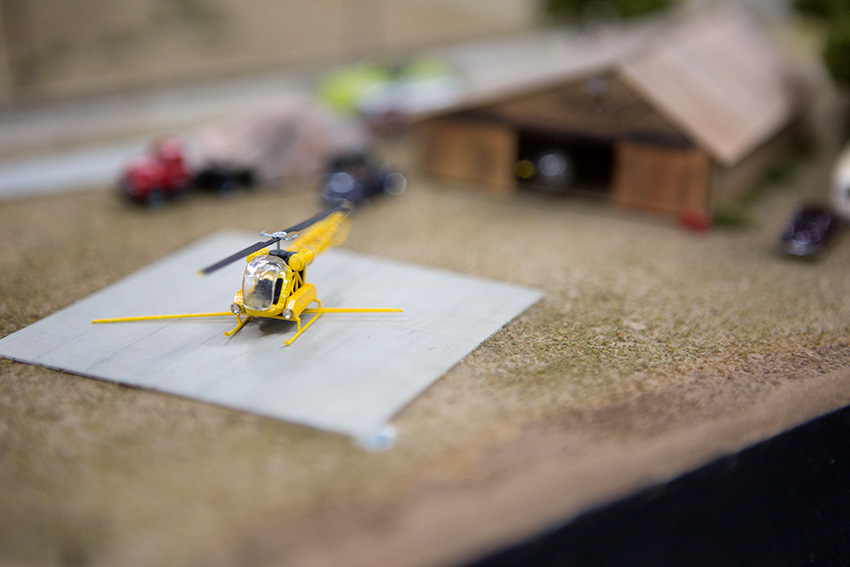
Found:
[1,133,849,567]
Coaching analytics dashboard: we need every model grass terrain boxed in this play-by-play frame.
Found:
[1,138,849,567]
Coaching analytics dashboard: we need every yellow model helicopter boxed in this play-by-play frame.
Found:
[93,204,401,345]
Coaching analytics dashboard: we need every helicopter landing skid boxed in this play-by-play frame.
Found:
[92,312,233,324]
[272,301,403,346]
[281,305,324,347]
[94,303,402,346]
[224,313,251,337]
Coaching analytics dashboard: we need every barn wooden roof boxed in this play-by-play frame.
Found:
[618,9,794,165]
[415,7,795,166]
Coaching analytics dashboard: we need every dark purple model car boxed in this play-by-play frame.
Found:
[320,153,406,207]
[780,206,841,257]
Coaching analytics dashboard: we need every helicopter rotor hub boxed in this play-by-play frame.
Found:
[260,230,298,241]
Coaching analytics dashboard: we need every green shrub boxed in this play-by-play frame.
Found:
[713,205,755,230]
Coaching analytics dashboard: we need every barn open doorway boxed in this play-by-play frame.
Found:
[515,132,614,197]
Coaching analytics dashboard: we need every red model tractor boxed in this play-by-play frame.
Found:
[120,138,191,207]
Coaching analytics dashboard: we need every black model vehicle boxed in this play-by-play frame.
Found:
[320,153,406,206]
[193,163,255,195]
[780,206,841,257]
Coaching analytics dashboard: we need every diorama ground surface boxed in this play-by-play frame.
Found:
[1,136,849,567]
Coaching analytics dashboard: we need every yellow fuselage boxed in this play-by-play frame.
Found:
[232,210,349,322]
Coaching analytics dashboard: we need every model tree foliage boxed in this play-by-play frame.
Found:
[793,0,850,19]
[823,14,850,87]
[543,0,674,21]
[793,0,850,87]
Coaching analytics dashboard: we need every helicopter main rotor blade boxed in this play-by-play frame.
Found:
[197,204,351,276]
[282,203,350,233]
[198,237,280,276]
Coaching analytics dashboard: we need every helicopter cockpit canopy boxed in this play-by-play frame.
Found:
[242,255,288,312]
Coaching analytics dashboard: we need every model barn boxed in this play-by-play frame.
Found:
[418,9,798,217]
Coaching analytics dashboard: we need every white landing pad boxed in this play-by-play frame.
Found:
[0,231,543,445]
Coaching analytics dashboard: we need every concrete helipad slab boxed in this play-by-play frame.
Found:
[0,231,542,445]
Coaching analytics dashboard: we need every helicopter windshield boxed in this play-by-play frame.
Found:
[242,255,288,312]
